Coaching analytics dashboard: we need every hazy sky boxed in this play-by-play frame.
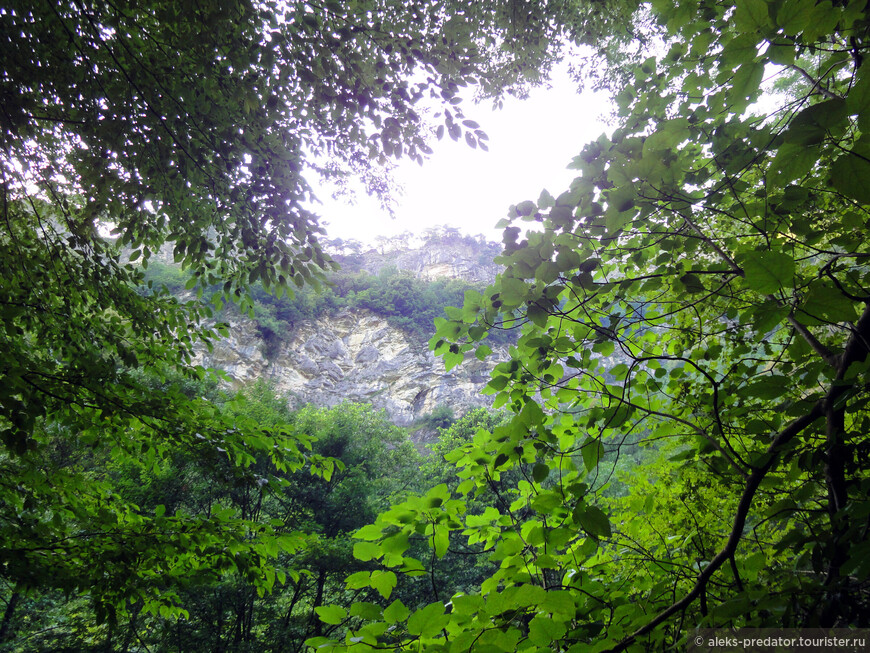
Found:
[314,67,612,245]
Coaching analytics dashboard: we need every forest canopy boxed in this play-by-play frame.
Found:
[318,1,870,651]
[4,0,870,651]
[1,0,636,635]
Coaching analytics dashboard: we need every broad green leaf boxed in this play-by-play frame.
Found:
[830,152,870,204]
[848,66,870,129]
[532,491,563,514]
[532,463,550,483]
[574,505,612,538]
[383,599,410,624]
[740,251,795,294]
[739,375,791,400]
[768,143,819,184]
[581,437,604,472]
[529,615,568,645]
[679,273,705,294]
[785,99,848,145]
[408,602,448,637]
[315,605,347,625]
[350,602,382,620]
[433,526,449,558]
[798,281,860,324]
[729,61,766,108]
[750,300,790,334]
[643,119,690,154]
[775,0,818,34]
[370,570,397,599]
[346,571,371,589]
[541,590,577,618]
[735,0,771,31]
[475,344,493,361]
[353,541,382,562]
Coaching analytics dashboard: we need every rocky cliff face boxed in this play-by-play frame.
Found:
[195,235,506,431]
[338,236,501,285]
[196,308,500,428]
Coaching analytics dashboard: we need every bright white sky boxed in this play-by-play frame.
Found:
[315,66,613,245]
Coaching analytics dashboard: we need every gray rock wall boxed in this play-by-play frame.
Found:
[336,237,502,285]
[188,235,507,428]
[195,308,501,426]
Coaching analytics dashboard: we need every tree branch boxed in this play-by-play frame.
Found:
[784,63,841,100]
[606,302,870,652]
[605,403,824,652]
[787,313,839,366]
[680,213,741,272]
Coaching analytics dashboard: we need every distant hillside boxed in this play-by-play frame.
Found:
[326,228,502,285]
[139,229,515,433]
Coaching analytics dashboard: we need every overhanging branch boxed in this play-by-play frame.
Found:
[604,403,824,653]
[606,303,870,652]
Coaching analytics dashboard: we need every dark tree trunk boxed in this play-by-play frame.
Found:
[311,569,327,638]
[0,591,20,644]
[120,599,143,653]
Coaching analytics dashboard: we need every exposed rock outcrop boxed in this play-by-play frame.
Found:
[196,308,501,427]
[338,237,501,285]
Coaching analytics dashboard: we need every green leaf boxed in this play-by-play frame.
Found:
[739,375,791,400]
[381,530,410,555]
[370,570,397,599]
[353,541,381,562]
[532,463,550,483]
[735,0,771,31]
[643,119,690,154]
[541,590,577,618]
[346,571,371,589]
[532,490,563,514]
[775,0,817,33]
[679,273,705,294]
[529,615,568,645]
[350,601,382,620]
[847,66,870,121]
[798,281,860,324]
[768,143,819,184]
[767,39,796,65]
[433,526,449,558]
[740,251,795,294]
[729,61,765,106]
[315,605,347,625]
[581,437,604,473]
[513,584,548,606]
[751,300,790,334]
[527,303,550,328]
[408,602,448,637]
[574,505,612,538]
[785,99,848,145]
[451,594,484,616]
[830,152,870,204]
[383,599,410,624]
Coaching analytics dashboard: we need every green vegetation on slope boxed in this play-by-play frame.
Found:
[142,259,518,358]
[5,0,870,651]
[0,382,507,652]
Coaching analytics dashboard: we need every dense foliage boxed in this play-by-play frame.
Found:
[308,1,870,651]
[8,0,870,651]
[250,266,519,350]
[3,0,623,638]
[0,387,509,652]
